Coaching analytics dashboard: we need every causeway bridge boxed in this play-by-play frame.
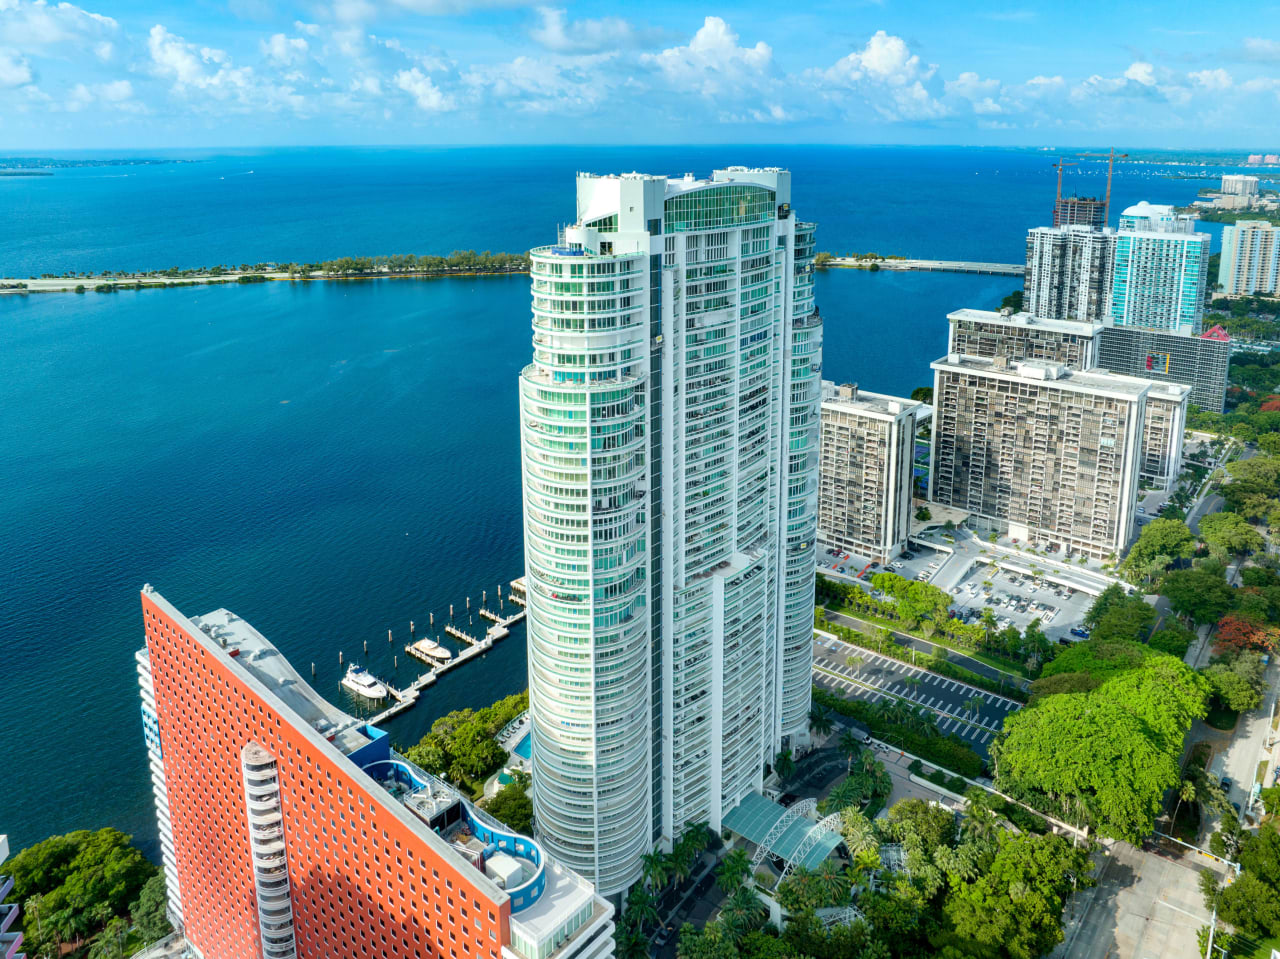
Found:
[828,258,1023,276]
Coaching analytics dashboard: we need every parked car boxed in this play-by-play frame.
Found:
[1070,627,1089,638]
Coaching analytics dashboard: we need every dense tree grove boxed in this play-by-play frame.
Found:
[403,691,527,790]
[676,790,1093,959]
[995,639,1208,842]
[482,771,533,834]
[11,828,168,957]
[1204,822,1280,944]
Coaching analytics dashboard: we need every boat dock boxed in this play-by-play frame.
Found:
[363,586,524,725]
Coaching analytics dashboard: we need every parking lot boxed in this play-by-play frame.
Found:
[818,537,1096,643]
[812,633,1022,758]
[948,563,1095,642]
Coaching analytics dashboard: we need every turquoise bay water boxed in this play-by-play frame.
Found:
[1,268,1002,855]
[0,145,1214,854]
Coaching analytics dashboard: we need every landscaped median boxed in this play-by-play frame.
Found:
[817,610,1031,704]
[812,686,985,778]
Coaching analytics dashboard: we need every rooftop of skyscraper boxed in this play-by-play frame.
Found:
[947,308,1104,337]
[820,380,925,418]
[934,354,1158,399]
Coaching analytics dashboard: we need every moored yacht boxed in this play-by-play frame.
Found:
[341,664,388,699]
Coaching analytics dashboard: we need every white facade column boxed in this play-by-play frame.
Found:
[240,743,297,959]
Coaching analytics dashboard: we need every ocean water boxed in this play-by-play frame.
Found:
[0,146,1221,855]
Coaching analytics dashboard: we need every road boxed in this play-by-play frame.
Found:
[812,634,1022,758]
[1054,841,1210,959]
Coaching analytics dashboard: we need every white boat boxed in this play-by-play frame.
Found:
[410,638,453,662]
[341,664,388,699]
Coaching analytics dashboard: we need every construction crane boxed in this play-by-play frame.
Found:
[1077,148,1130,226]
[1052,156,1078,206]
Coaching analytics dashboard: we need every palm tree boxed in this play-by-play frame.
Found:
[858,749,879,776]
[1172,778,1197,826]
[846,653,865,678]
[721,884,767,934]
[670,841,695,886]
[624,884,659,933]
[963,695,984,717]
[814,859,850,905]
[613,926,648,959]
[809,704,834,737]
[961,787,1000,842]
[838,729,863,771]
[716,847,752,893]
[640,850,670,892]
[774,748,796,781]
[839,807,879,856]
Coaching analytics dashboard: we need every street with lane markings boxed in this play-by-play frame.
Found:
[812,633,1023,758]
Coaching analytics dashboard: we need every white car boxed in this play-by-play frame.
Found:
[891,561,904,569]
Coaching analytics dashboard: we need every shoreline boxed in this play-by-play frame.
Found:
[0,267,530,295]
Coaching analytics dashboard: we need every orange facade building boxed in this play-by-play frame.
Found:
[137,586,613,959]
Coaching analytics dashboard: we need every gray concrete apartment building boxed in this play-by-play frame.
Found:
[930,355,1149,560]
[947,309,1192,490]
[817,382,925,563]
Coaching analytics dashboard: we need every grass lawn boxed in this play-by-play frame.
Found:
[1206,701,1240,731]
[1239,933,1280,959]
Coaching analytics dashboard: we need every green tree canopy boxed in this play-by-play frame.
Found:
[1148,623,1196,658]
[1160,568,1238,625]
[1199,511,1266,557]
[1041,637,1157,680]
[1121,519,1195,580]
[10,828,156,952]
[484,773,533,834]
[944,831,1094,959]
[993,693,1180,841]
[1204,650,1268,713]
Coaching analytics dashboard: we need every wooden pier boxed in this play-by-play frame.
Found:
[361,582,525,724]
[444,624,480,645]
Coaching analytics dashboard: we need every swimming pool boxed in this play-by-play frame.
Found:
[512,732,532,760]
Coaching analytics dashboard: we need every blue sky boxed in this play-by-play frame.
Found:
[3,0,1279,149]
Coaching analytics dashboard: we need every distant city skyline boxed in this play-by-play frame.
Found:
[3,0,1279,149]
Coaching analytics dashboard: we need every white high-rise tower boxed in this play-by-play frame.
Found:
[518,168,821,897]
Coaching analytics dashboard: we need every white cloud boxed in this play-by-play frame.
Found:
[1123,61,1156,86]
[0,47,31,86]
[262,32,309,66]
[946,71,999,100]
[394,66,453,110]
[530,7,635,54]
[463,54,616,114]
[0,0,116,49]
[814,31,944,120]
[642,17,772,98]
[64,78,140,112]
[825,31,934,87]
[1188,68,1232,91]
[1242,37,1280,62]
